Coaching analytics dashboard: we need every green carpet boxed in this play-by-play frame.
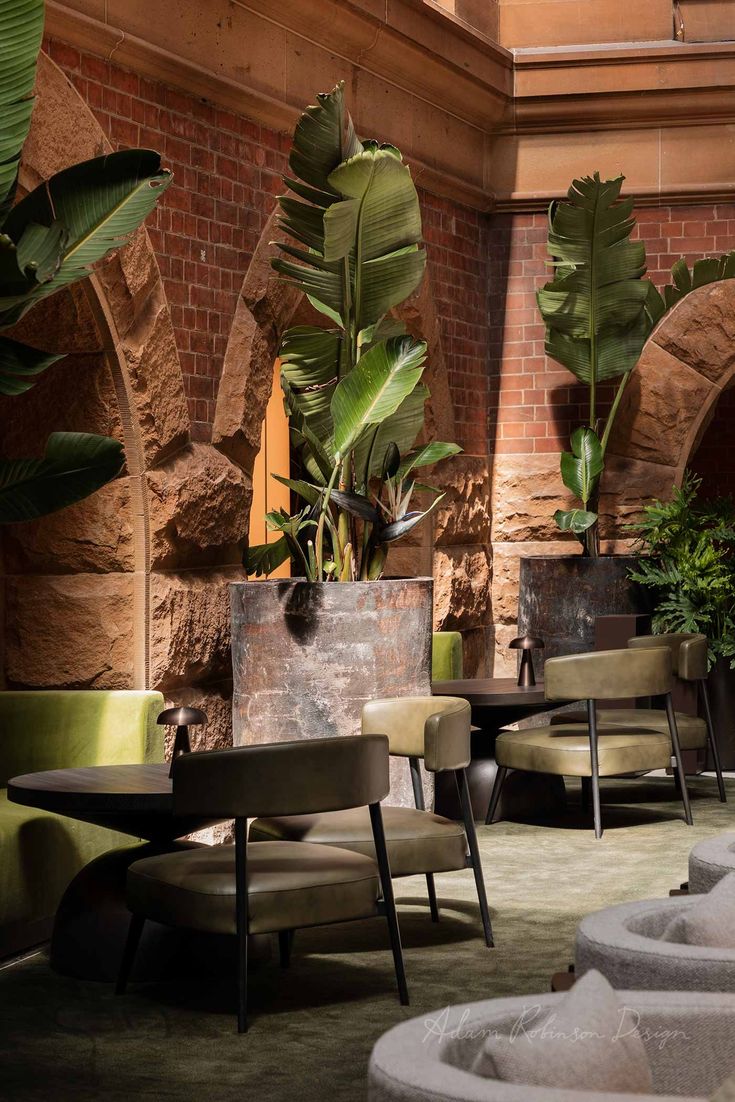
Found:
[1,776,733,1102]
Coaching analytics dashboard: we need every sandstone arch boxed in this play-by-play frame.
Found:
[1,53,248,735]
[603,278,735,520]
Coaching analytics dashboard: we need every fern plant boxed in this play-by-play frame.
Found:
[628,471,735,667]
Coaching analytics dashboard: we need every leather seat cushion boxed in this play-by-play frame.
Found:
[250,806,467,876]
[495,725,673,777]
[554,709,706,750]
[127,840,380,935]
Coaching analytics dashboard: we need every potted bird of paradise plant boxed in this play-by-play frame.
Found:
[518,172,735,661]
[230,85,460,798]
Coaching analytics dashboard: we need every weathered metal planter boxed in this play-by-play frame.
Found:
[518,555,645,674]
[230,578,433,806]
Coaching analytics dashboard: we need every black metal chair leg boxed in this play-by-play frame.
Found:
[278,930,293,968]
[587,700,603,840]
[485,766,508,825]
[665,695,694,825]
[115,913,145,995]
[580,776,591,812]
[369,803,409,1006]
[700,681,727,803]
[425,874,440,922]
[457,769,494,948]
[409,757,440,921]
[235,817,249,1033]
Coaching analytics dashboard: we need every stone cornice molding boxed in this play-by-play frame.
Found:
[45,0,735,211]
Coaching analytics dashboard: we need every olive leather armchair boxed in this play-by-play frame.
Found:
[250,696,494,948]
[117,734,407,1033]
[555,634,726,802]
[0,690,164,958]
[487,648,693,839]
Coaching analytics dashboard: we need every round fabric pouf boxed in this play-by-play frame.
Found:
[689,833,735,894]
[575,896,735,993]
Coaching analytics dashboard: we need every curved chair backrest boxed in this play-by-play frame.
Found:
[362,697,471,773]
[545,647,673,702]
[173,734,389,818]
[628,632,708,681]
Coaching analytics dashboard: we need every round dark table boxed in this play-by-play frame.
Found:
[8,764,234,981]
[8,762,221,841]
[431,677,568,821]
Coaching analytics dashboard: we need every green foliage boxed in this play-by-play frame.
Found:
[0,0,170,524]
[628,471,735,667]
[0,432,124,521]
[538,171,735,556]
[245,84,460,581]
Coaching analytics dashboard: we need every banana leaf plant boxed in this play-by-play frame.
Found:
[538,172,735,557]
[0,0,171,523]
[245,84,460,581]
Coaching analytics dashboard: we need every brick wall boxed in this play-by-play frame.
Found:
[488,205,735,458]
[45,38,490,454]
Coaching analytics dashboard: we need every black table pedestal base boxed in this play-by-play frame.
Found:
[50,843,271,982]
[435,760,567,822]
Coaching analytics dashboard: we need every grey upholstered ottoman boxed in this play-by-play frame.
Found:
[369,990,735,1101]
[576,896,735,991]
[689,833,735,894]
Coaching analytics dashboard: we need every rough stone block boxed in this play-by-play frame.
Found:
[607,342,716,467]
[4,573,135,688]
[434,455,491,546]
[0,352,124,459]
[122,296,190,467]
[653,281,735,386]
[433,545,492,631]
[2,477,135,575]
[5,283,102,354]
[149,567,243,691]
[147,444,251,569]
[490,453,565,542]
[211,301,280,471]
[599,456,679,534]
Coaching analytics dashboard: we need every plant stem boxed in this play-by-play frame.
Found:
[315,461,342,579]
[600,371,631,456]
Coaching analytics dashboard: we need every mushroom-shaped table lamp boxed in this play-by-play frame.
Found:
[157,706,207,777]
[509,635,544,688]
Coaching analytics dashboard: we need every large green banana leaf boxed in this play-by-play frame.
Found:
[0,150,171,327]
[0,0,43,216]
[273,84,360,326]
[537,174,650,384]
[331,335,427,458]
[287,83,361,201]
[324,148,423,330]
[0,431,124,523]
[0,332,64,394]
[560,427,603,503]
[352,382,428,488]
[280,325,342,447]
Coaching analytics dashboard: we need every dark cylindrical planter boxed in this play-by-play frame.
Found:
[518,555,645,673]
[230,578,433,806]
[707,657,735,770]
